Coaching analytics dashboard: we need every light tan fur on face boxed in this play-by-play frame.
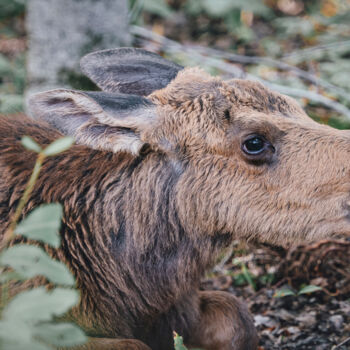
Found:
[147,67,350,247]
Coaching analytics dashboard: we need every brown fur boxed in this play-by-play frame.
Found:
[1,61,350,350]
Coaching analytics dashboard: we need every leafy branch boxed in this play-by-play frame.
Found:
[0,135,87,350]
[1,136,74,249]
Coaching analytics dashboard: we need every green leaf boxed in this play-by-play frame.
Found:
[143,0,174,17]
[0,314,86,349]
[273,287,296,298]
[0,270,25,283]
[0,94,24,114]
[15,203,63,247]
[173,332,188,350]
[34,322,87,347]
[233,272,247,286]
[0,245,75,286]
[0,54,13,75]
[234,0,271,16]
[202,0,271,17]
[0,340,49,350]
[0,320,50,350]
[202,0,233,17]
[259,273,275,286]
[184,0,203,16]
[0,0,25,19]
[298,285,323,295]
[21,136,42,153]
[43,136,74,156]
[2,287,79,323]
[241,263,256,291]
[0,320,32,344]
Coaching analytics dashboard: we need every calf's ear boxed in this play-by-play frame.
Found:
[80,47,183,96]
[28,89,156,155]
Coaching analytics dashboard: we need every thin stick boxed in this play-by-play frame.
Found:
[192,45,350,105]
[332,336,350,349]
[132,26,350,120]
[1,153,45,249]
[261,82,350,119]
[283,40,350,60]
[131,25,350,105]
[213,245,235,273]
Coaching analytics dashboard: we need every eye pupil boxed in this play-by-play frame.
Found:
[243,137,265,154]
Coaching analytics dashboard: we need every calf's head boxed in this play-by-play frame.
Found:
[29,48,350,247]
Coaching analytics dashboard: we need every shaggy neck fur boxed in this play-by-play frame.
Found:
[0,115,231,348]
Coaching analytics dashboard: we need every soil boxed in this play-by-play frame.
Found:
[201,240,350,349]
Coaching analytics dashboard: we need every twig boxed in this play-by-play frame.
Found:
[128,0,145,24]
[131,25,350,120]
[213,246,235,273]
[332,336,350,349]
[283,40,350,60]
[304,238,350,250]
[191,45,350,105]
[132,25,245,77]
[132,25,350,104]
[260,82,350,120]
[1,153,45,250]
[133,27,246,78]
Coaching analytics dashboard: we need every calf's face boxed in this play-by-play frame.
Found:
[30,49,350,248]
[148,69,350,246]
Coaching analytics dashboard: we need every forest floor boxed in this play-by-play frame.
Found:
[201,240,350,350]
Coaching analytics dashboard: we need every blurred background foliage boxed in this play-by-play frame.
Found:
[1,0,350,128]
[132,0,350,129]
[0,0,25,114]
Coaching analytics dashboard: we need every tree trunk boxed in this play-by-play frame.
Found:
[26,0,130,100]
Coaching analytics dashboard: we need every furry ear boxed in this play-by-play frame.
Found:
[80,47,183,96]
[28,89,156,154]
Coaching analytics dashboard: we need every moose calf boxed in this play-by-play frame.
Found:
[1,48,350,350]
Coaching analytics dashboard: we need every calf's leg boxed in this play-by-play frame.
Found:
[185,291,258,350]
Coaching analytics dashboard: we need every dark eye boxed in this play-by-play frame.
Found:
[242,136,266,155]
